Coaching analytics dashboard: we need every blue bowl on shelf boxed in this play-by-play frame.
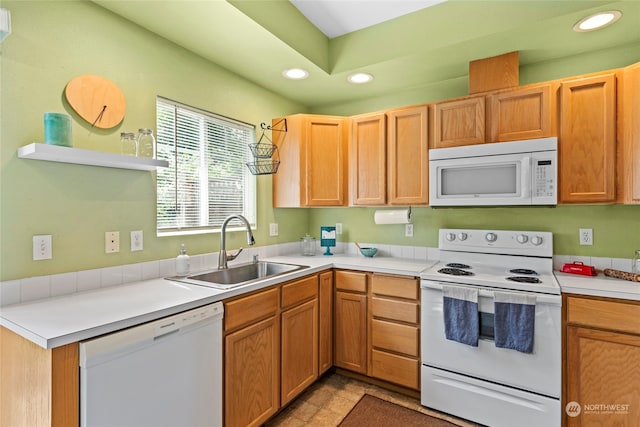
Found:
[359,247,378,257]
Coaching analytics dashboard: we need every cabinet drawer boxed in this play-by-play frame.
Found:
[371,297,419,324]
[370,349,419,390]
[224,287,279,332]
[281,275,318,309]
[371,319,419,357]
[335,270,367,293]
[371,274,418,300]
[566,296,640,335]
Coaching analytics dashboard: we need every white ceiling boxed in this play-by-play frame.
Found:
[289,0,447,38]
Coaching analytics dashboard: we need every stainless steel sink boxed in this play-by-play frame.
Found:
[168,261,308,289]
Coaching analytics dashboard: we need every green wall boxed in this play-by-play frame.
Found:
[0,1,308,281]
[1,2,639,283]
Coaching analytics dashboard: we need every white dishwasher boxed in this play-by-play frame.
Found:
[80,302,223,427]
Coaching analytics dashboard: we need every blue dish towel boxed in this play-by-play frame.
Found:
[443,286,479,347]
[494,292,536,353]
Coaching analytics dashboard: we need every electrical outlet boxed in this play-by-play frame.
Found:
[105,231,120,253]
[336,223,343,235]
[33,235,52,260]
[579,228,593,246]
[130,230,143,252]
[269,223,279,237]
[405,223,414,237]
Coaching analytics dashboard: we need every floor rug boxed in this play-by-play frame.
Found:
[339,394,462,427]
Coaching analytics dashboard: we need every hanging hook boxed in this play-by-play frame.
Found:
[259,118,287,133]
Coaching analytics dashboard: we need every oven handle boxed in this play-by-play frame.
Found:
[420,281,562,306]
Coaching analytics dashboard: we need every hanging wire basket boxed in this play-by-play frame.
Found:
[248,141,276,158]
[246,119,286,175]
[246,158,281,175]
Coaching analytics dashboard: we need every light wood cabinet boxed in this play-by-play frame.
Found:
[350,112,387,205]
[334,270,368,374]
[225,316,279,427]
[618,61,640,204]
[0,327,79,427]
[368,274,420,390]
[224,288,280,427]
[280,275,319,405]
[432,96,485,148]
[387,106,429,205]
[350,106,428,206]
[272,114,348,207]
[564,295,640,426]
[487,83,557,142]
[224,274,322,425]
[559,72,617,203]
[319,271,334,374]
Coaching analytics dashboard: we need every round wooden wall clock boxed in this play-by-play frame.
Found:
[64,75,126,129]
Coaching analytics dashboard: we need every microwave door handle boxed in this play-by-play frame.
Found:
[521,157,531,199]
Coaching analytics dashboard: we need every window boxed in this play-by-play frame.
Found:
[156,97,256,235]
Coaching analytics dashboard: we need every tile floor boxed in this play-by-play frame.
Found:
[264,372,480,427]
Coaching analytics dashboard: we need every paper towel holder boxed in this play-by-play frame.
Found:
[373,207,412,225]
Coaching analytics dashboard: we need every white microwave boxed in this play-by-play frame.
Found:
[429,137,557,206]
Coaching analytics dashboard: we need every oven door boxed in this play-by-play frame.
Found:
[420,281,561,397]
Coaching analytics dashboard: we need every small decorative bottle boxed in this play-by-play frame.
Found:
[137,128,156,158]
[176,243,191,276]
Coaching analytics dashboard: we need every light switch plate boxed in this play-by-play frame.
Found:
[105,231,120,253]
[33,235,52,260]
[336,223,343,235]
[269,223,278,237]
[130,230,143,252]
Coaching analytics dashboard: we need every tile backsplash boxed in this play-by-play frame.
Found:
[0,241,633,307]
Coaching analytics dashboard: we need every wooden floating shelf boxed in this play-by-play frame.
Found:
[18,143,169,171]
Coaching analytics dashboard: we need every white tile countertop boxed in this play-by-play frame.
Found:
[0,255,433,349]
[555,271,640,301]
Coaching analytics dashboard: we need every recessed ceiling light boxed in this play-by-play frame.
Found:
[283,68,309,80]
[347,73,374,84]
[573,10,621,32]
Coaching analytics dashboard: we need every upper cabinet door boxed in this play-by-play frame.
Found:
[387,106,429,205]
[488,84,557,142]
[272,114,347,207]
[618,62,640,204]
[560,73,617,203]
[432,96,485,148]
[305,116,348,206]
[350,113,387,205]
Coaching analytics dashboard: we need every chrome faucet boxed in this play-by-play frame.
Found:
[218,214,255,269]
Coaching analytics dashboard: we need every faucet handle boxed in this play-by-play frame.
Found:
[226,247,243,262]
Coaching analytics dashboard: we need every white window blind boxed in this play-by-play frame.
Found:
[156,97,256,234]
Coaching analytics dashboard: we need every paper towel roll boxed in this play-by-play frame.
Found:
[374,209,411,225]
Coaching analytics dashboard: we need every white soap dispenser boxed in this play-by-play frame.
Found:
[176,243,190,276]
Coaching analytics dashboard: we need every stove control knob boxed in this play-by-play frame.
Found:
[445,232,456,242]
[485,232,497,242]
[457,232,468,241]
[531,235,544,246]
[517,234,529,244]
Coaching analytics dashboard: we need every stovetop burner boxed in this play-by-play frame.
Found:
[509,268,538,275]
[446,263,471,269]
[438,268,474,276]
[506,276,542,284]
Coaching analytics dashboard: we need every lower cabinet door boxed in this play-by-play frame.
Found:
[334,291,367,374]
[281,299,319,405]
[225,316,279,427]
[566,326,640,426]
